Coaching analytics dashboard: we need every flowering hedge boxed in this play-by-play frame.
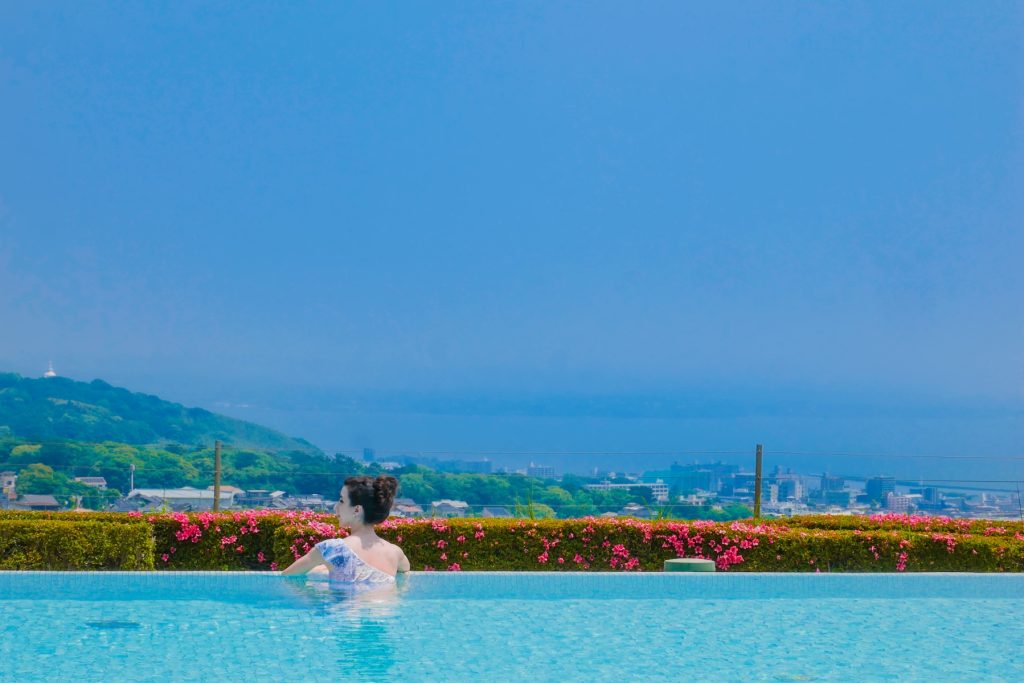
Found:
[1,511,1023,572]
[765,514,1024,537]
[280,516,1024,573]
[0,509,322,571]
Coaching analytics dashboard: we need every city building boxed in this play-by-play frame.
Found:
[13,494,60,511]
[820,475,845,492]
[583,480,669,502]
[431,499,470,517]
[824,490,856,507]
[1,471,16,500]
[392,498,424,517]
[234,489,288,508]
[866,477,896,504]
[125,487,237,511]
[526,463,556,479]
[776,478,804,501]
[290,494,329,511]
[73,477,108,489]
[885,492,913,513]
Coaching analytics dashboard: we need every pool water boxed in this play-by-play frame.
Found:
[1,572,1021,682]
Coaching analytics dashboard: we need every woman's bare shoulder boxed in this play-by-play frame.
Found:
[383,538,406,554]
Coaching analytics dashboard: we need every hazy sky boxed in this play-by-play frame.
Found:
[1,3,1022,471]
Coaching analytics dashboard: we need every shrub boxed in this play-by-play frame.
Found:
[0,510,129,523]
[275,517,1024,573]
[145,510,304,570]
[0,519,154,570]
[771,514,1024,537]
[2,511,1022,572]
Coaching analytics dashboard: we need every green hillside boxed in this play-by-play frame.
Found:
[0,372,321,455]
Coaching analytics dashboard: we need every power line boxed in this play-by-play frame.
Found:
[769,451,1024,461]
[7,463,1024,484]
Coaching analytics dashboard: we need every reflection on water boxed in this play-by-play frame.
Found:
[277,576,405,677]
[279,574,405,616]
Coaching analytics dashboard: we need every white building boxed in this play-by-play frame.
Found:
[584,479,669,503]
[885,493,916,513]
[431,499,470,517]
[1,471,16,500]
[126,487,236,511]
[73,477,108,490]
[526,463,556,478]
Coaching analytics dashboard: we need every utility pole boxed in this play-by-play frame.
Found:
[129,463,135,492]
[753,443,763,519]
[213,440,222,512]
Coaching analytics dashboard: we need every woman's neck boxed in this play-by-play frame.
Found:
[347,522,377,538]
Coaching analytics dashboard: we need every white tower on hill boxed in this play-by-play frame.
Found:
[43,361,57,378]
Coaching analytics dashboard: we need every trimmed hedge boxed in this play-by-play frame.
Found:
[279,517,1024,573]
[0,519,154,570]
[765,514,1024,537]
[2,511,1023,572]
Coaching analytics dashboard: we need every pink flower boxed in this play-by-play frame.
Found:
[896,551,909,572]
[557,557,565,564]
[436,540,447,549]
[161,554,169,562]
[537,552,549,563]
[448,563,461,571]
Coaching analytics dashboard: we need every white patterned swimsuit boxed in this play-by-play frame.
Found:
[315,538,397,587]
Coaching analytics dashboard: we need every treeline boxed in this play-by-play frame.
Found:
[0,437,358,507]
[0,437,751,520]
[0,372,320,453]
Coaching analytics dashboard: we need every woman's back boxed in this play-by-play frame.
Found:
[315,537,399,586]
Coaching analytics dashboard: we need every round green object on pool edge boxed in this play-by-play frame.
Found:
[664,558,716,572]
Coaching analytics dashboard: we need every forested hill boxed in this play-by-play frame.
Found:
[0,372,321,455]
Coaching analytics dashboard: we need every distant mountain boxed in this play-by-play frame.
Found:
[0,372,322,455]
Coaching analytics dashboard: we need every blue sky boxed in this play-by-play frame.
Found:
[1,3,1022,474]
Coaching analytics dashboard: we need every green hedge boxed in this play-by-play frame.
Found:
[767,514,1024,536]
[2,512,1023,572]
[0,510,130,523]
[147,511,286,570]
[277,517,1024,573]
[0,519,154,570]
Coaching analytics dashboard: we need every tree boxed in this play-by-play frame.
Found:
[396,473,437,503]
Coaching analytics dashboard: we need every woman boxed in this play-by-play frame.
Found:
[282,475,411,585]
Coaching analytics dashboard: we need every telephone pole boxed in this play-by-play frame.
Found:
[753,444,763,519]
[213,440,222,512]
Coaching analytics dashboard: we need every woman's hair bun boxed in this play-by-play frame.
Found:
[373,475,399,506]
[343,474,398,525]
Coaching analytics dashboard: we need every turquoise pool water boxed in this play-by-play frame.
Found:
[1,572,1021,681]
